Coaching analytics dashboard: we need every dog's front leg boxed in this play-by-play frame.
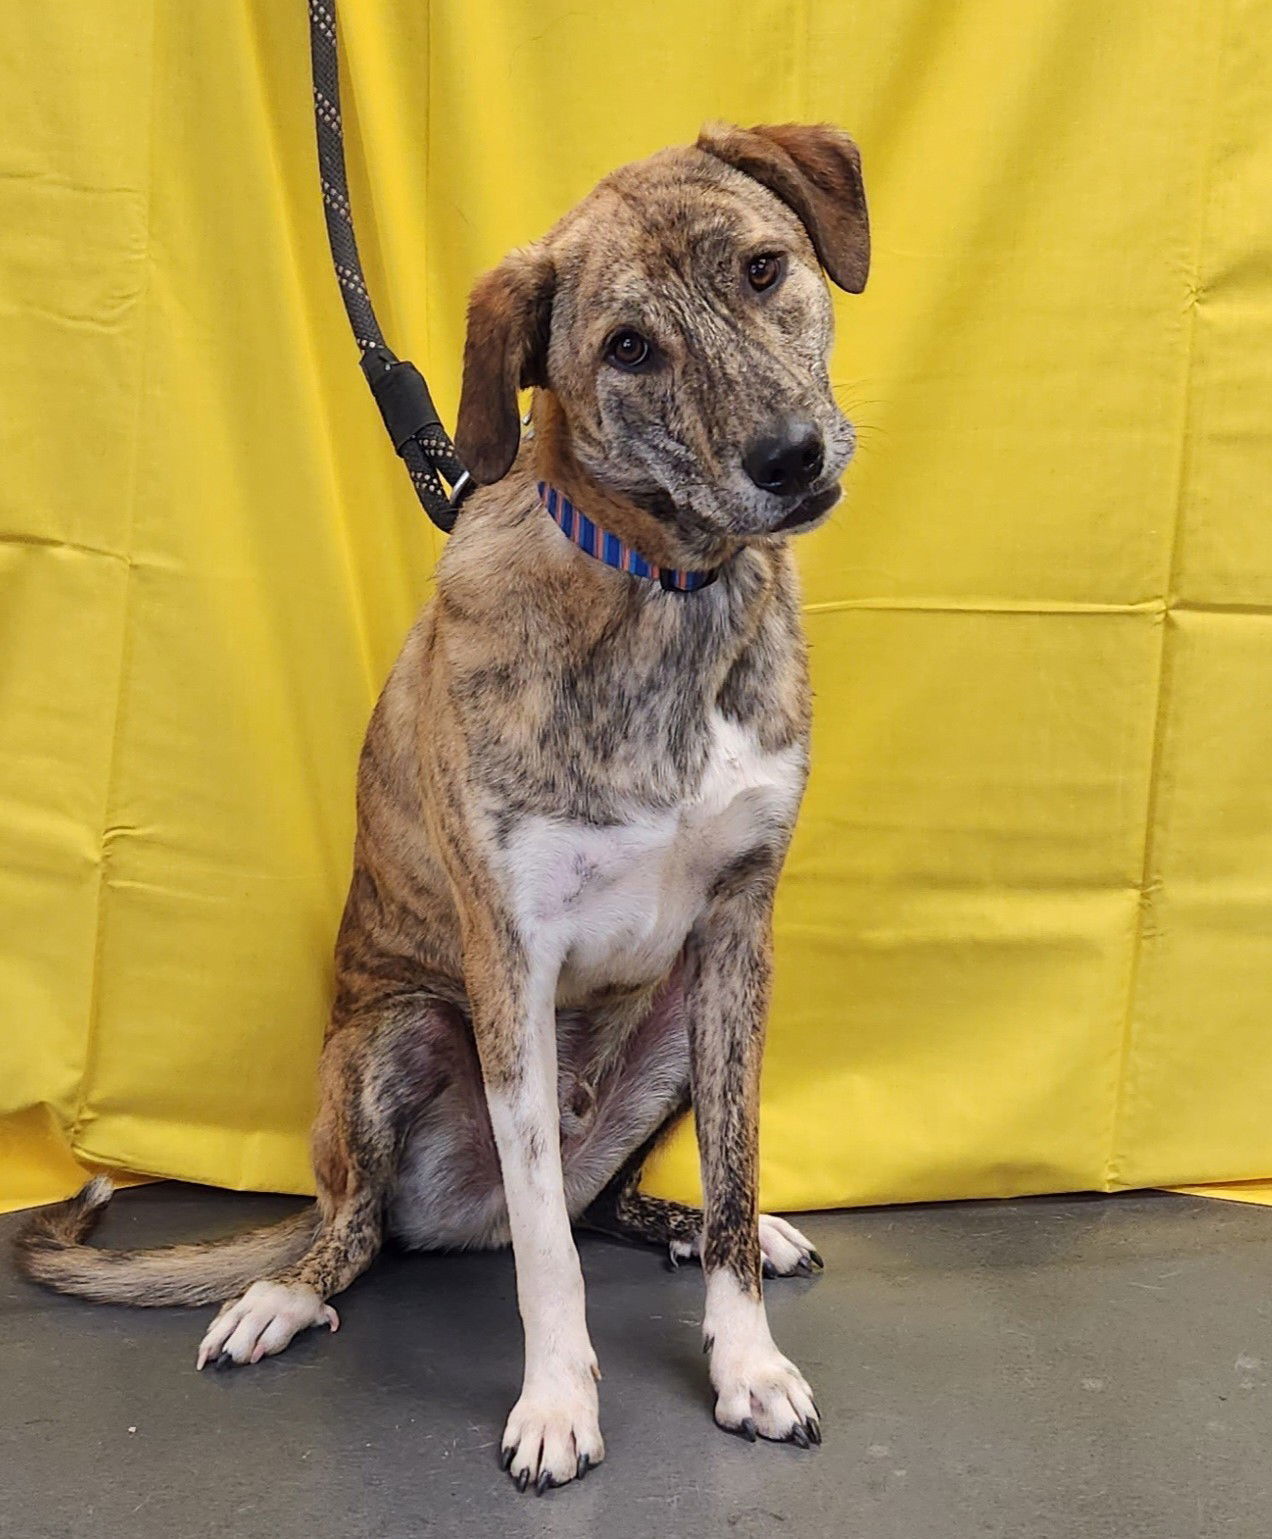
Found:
[687,878,821,1447]
[465,923,603,1493]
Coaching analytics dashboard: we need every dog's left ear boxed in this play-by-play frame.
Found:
[454,245,555,485]
[697,122,869,294]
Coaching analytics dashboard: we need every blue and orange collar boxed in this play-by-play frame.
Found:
[537,482,718,593]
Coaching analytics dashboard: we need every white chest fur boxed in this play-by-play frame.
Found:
[500,715,804,998]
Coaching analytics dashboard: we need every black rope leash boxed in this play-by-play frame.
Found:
[308,0,471,532]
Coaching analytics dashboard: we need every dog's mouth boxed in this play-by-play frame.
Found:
[625,478,842,551]
[774,483,841,533]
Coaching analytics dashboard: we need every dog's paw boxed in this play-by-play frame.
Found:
[500,1363,604,1494]
[667,1214,824,1278]
[711,1342,820,1446]
[758,1214,824,1278]
[195,1280,338,1369]
[703,1272,820,1446]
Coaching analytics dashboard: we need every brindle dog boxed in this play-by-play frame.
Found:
[17,121,869,1493]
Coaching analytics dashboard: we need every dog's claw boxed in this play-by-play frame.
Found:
[702,1333,714,1355]
[808,1248,825,1271]
[762,1259,777,1279]
[795,1256,813,1277]
[536,1471,553,1496]
[577,1453,591,1480]
[214,1351,235,1371]
[515,1469,530,1493]
[740,1417,758,1443]
[790,1423,810,1449]
[666,1248,680,1271]
[499,1446,514,1472]
[805,1417,822,1445]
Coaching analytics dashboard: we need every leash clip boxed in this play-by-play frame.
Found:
[359,346,472,530]
[446,470,474,512]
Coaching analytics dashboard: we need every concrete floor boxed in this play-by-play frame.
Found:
[2,1186,1270,1538]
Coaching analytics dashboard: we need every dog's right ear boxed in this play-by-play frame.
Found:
[454,246,555,485]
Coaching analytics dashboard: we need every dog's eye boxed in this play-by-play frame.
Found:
[605,329,652,370]
[747,253,785,292]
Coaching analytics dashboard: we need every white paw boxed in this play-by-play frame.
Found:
[500,1362,604,1494]
[759,1214,824,1278]
[704,1271,820,1446]
[668,1215,824,1279]
[195,1280,338,1369]
[712,1341,820,1444]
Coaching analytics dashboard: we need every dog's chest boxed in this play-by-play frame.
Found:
[500,713,803,995]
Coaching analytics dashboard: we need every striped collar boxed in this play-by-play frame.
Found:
[536,482,718,593]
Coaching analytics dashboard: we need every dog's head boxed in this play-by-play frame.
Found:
[455,123,868,555]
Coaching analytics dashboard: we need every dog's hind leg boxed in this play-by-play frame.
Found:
[197,996,459,1369]
[585,1141,825,1279]
[573,995,824,1280]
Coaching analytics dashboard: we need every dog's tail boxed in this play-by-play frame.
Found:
[13,1177,320,1308]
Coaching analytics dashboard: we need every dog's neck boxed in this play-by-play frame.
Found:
[529,394,743,575]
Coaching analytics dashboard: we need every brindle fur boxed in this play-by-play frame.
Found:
[17,122,868,1490]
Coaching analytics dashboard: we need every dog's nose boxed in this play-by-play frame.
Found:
[742,418,825,496]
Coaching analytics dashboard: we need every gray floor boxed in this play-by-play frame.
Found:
[2,1186,1270,1539]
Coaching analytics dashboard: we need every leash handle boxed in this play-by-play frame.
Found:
[308,0,471,531]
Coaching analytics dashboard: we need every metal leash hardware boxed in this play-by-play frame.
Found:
[308,0,472,532]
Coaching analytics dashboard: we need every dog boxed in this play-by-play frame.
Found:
[17,120,869,1494]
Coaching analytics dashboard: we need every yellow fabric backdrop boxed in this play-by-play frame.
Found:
[3,1,1271,1216]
